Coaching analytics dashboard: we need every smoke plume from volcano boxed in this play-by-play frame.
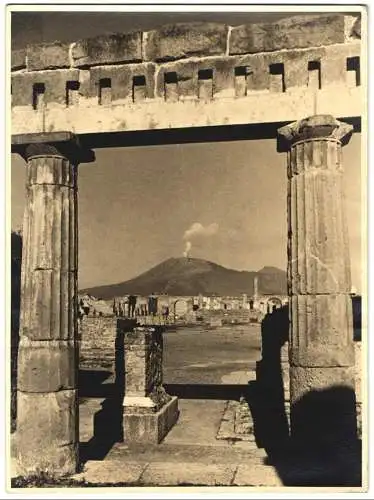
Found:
[182,222,219,257]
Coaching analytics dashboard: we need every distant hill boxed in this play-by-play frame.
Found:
[80,257,287,299]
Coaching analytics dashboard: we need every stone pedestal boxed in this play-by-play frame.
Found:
[118,322,179,444]
[12,132,94,475]
[278,115,357,445]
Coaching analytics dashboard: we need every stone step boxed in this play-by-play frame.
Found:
[105,441,266,464]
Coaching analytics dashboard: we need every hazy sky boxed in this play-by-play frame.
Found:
[10,11,363,290]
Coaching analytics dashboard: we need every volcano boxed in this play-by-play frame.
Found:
[79,257,287,299]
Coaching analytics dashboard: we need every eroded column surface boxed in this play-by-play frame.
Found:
[277,115,357,445]
[13,133,94,475]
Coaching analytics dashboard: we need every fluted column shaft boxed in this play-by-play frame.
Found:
[278,115,356,444]
[13,134,94,475]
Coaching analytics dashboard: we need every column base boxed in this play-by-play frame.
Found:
[290,366,357,445]
[123,396,179,445]
[13,433,78,477]
[15,390,78,476]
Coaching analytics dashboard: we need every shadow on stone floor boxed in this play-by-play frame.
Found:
[78,369,113,399]
[164,383,250,401]
[246,306,362,487]
[79,327,126,464]
[261,386,362,487]
[246,306,290,450]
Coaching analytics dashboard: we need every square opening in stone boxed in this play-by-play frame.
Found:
[269,63,285,93]
[307,61,321,89]
[198,69,213,81]
[32,82,45,110]
[99,78,112,105]
[346,57,360,86]
[164,72,178,84]
[66,81,80,107]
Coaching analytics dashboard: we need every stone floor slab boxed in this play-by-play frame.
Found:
[140,462,237,486]
[233,463,282,486]
[72,460,147,485]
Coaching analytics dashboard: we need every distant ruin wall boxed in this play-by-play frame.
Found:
[79,316,117,370]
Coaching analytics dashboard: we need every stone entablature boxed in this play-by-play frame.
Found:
[11,15,360,71]
[11,15,362,136]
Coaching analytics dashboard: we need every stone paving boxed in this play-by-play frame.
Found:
[11,360,363,489]
[72,397,280,487]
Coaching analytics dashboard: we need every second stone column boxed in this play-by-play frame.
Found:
[277,115,357,446]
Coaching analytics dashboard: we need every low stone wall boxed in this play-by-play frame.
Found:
[79,316,118,370]
[198,309,252,324]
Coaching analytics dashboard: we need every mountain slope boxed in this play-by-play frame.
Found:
[80,257,287,299]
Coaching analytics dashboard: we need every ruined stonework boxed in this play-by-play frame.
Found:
[79,316,118,370]
[278,115,357,444]
[11,14,361,136]
[118,322,179,444]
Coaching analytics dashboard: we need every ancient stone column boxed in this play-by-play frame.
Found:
[12,132,94,475]
[277,115,357,445]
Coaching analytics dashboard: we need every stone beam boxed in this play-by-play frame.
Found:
[14,132,94,476]
[11,22,362,137]
[12,15,360,71]
[278,115,357,446]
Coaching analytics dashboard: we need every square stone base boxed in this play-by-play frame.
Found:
[123,396,179,445]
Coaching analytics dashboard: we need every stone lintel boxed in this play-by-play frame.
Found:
[12,131,95,164]
[277,114,354,152]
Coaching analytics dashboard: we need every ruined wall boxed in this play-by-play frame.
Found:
[79,316,117,370]
[11,14,362,135]
[198,308,252,324]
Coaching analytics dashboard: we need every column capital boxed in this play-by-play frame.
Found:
[277,115,354,152]
[12,131,95,164]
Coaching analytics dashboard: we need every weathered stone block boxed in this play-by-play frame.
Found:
[230,14,346,55]
[290,294,354,367]
[145,23,228,62]
[11,49,26,70]
[125,351,147,396]
[156,57,237,100]
[283,51,311,89]
[350,16,361,39]
[72,32,142,67]
[79,63,155,103]
[123,395,179,445]
[124,327,155,346]
[321,50,348,87]
[15,440,78,477]
[289,366,357,443]
[16,390,78,474]
[17,339,76,392]
[27,42,70,71]
[290,366,355,403]
[12,69,80,107]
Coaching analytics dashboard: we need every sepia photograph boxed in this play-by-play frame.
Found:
[8,3,367,493]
